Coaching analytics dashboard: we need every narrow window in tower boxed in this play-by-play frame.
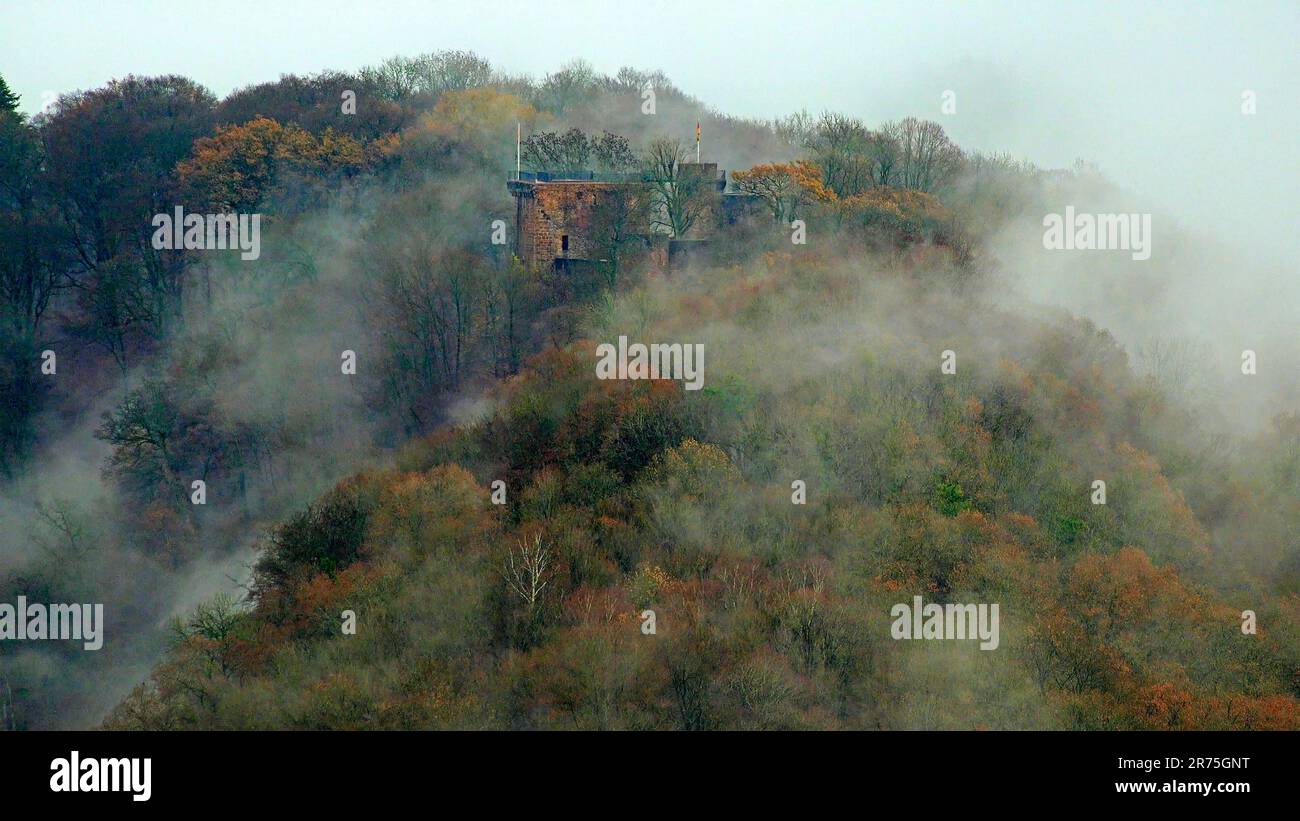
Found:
[561,235,569,252]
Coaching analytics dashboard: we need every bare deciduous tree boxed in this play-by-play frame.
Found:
[539,59,597,116]
[359,50,494,101]
[588,186,650,287]
[807,113,872,198]
[504,532,552,613]
[881,117,965,193]
[642,137,710,238]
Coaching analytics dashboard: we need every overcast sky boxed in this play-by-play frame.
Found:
[4,0,1298,261]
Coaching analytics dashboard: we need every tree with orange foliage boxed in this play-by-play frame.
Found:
[177,116,365,212]
[731,160,821,223]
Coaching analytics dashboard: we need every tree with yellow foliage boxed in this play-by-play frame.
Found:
[427,87,537,149]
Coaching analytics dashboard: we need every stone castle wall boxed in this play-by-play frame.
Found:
[509,163,748,270]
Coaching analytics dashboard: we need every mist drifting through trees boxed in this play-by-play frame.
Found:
[0,20,1297,735]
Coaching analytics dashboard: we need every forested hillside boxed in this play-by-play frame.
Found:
[0,54,1295,729]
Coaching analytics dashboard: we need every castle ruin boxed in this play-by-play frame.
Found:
[507,163,760,272]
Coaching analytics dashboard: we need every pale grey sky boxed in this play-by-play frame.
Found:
[4,0,1298,260]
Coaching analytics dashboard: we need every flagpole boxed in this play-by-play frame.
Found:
[516,122,521,180]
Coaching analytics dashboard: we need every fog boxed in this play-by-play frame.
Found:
[6,0,1296,255]
[0,0,1295,728]
[7,1,1295,406]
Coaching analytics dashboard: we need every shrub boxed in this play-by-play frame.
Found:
[253,484,373,600]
